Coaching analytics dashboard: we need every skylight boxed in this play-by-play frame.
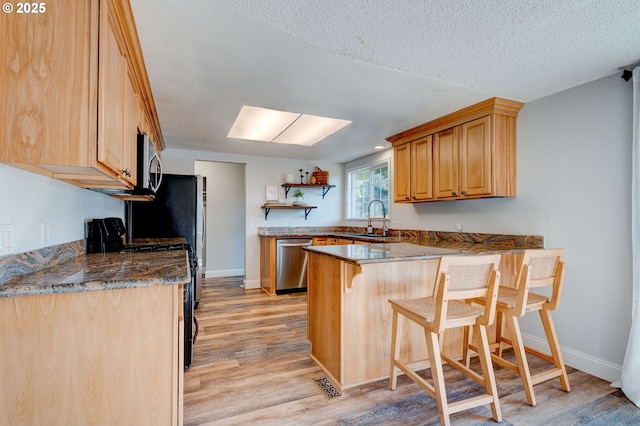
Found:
[227,106,352,146]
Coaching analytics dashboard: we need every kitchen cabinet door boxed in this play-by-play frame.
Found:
[338,238,355,245]
[260,236,276,294]
[433,127,459,199]
[312,237,328,246]
[0,285,184,425]
[411,135,433,201]
[0,0,97,167]
[393,142,411,202]
[460,115,492,197]
[98,0,133,183]
[123,68,139,186]
[393,135,433,202]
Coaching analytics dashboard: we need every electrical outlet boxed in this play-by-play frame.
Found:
[0,223,13,255]
[42,222,50,246]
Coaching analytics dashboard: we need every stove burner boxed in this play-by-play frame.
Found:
[122,243,197,277]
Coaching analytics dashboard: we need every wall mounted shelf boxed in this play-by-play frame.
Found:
[261,204,317,220]
[282,183,336,199]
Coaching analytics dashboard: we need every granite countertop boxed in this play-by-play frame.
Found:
[257,227,543,249]
[259,230,407,243]
[305,242,470,264]
[0,250,191,298]
[260,228,536,259]
[304,241,521,264]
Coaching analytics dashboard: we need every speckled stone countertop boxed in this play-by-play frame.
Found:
[259,226,544,252]
[305,243,470,264]
[0,250,191,298]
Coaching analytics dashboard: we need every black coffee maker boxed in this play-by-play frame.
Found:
[86,218,126,253]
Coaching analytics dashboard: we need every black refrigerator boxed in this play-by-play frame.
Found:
[126,174,205,368]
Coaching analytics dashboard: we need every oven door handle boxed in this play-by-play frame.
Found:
[193,315,199,344]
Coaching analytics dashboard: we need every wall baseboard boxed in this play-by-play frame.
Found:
[243,278,260,289]
[523,333,621,383]
[205,268,244,278]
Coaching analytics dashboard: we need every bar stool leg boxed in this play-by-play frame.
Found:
[389,310,403,390]
[539,309,571,392]
[425,329,450,426]
[474,324,502,422]
[506,314,536,406]
[494,311,506,356]
[462,326,472,367]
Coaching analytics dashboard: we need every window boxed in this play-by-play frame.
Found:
[347,161,389,219]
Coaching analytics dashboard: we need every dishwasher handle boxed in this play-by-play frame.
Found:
[276,239,313,247]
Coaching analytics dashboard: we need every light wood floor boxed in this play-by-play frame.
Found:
[184,276,639,425]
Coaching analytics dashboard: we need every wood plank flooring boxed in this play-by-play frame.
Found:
[184,276,640,425]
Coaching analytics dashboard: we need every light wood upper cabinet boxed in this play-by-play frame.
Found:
[0,1,98,174]
[433,127,459,198]
[433,116,492,199]
[388,98,523,202]
[124,69,139,185]
[460,115,492,197]
[98,0,129,183]
[412,135,433,201]
[394,135,432,202]
[393,142,411,202]
[0,0,163,191]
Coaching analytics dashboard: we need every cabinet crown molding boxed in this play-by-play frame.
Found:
[386,97,524,146]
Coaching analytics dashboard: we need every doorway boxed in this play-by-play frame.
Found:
[195,160,246,278]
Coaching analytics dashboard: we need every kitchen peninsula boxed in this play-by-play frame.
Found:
[0,246,190,425]
[302,235,536,390]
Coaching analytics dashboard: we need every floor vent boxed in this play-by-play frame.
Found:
[312,377,342,400]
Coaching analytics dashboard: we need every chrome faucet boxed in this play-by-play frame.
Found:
[367,199,388,236]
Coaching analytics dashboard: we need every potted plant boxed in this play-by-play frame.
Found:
[293,189,305,205]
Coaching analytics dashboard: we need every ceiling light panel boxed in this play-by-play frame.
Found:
[273,114,352,146]
[227,106,299,142]
[228,105,352,146]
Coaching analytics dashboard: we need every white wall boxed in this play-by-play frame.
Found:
[161,148,343,288]
[0,164,124,254]
[194,160,245,277]
[367,74,632,382]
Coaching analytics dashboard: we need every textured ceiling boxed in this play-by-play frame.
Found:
[129,0,640,163]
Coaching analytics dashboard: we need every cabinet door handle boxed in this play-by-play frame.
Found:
[452,191,458,196]
[461,190,466,195]
[123,169,131,177]
[405,196,410,200]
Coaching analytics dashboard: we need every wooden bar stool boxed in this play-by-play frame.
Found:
[465,248,570,406]
[388,254,502,426]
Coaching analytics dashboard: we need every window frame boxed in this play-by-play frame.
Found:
[345,159,390,221]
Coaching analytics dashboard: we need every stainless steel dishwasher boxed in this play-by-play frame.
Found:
[276,238,313,294]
